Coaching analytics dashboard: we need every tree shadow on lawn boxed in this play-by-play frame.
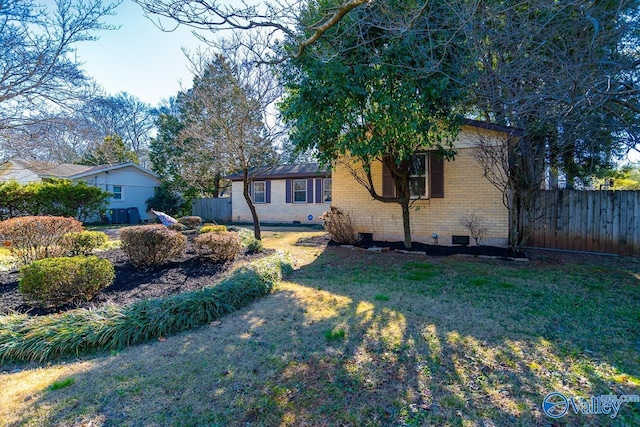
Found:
[6,247,640,426]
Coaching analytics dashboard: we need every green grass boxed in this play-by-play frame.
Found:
[324,328,346,341]
[48,378,75,391]
[1,232,639,427]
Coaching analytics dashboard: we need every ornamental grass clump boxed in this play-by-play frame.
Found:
[0,216,83,264]
[120,224,186,266]
[194,231,241,262]
[19,256,115,308]
[61,230,109,256]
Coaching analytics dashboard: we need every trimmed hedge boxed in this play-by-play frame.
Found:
[0,252,293,362]
[120,225,186,266]
[19,256,115,308]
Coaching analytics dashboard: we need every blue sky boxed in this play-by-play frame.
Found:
[74,0,209,106]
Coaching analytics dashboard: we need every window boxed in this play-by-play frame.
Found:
[293,179,307,203]
[409,154,427,198]
[112,185,123,200]
[323,178,332,203]
[253,181,266,204]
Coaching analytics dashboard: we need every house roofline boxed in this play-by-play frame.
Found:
[68,163,160,180]
[463,119,525,137]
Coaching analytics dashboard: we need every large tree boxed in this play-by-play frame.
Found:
[280,0,467,249]
[180,46,279,240]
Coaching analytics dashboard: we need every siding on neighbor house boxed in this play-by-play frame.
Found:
[79,167,159,222]
[332,127,510,246]
[231,179,330,224]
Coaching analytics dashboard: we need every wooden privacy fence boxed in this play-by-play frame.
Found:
[192,198,232,223]
[521,190,640,255]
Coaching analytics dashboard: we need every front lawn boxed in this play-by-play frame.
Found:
[1,231,639,426]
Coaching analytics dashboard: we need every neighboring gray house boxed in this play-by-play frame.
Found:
[227,164,331,224]
[0,158,160,223]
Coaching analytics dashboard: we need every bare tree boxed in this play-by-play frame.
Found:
[0,0,120,132]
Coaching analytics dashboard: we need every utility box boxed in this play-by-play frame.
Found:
[110,208,129,224]
[127,207,140,224]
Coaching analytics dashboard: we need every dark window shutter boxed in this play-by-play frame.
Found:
[430,152,444,198]
[307,179,314,203]
[265,180,271,204]
[285,179,292,203]
[315,179,322,203]
[248,182,253,201]
[382,163,395,198]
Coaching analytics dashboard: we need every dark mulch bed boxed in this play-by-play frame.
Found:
[0,246,274,317]
[328,239,527,259]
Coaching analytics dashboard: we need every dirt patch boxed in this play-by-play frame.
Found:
[0,244,273,317]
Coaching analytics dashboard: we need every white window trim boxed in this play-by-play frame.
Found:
[253,181,266,204]
[409,153,428,199]
[323,178,332,203]
[293,179,307,204]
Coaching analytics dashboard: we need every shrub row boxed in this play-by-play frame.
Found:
[0,252,293,362]
[0,179,110,221]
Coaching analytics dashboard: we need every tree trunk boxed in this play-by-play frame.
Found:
[400,199,412,249]
[212,173,221,198]
[243,175,261,240]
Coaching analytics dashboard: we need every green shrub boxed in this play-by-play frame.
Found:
[194,231,241,262]
[0,216,83,264]
[120,225,186,266]
[0,179,109,221]
[245,238,264,254]
[229,227,263,254]
[0,252,293,362]
[61,231,109,256]
[179,216,202,229]
[199,224,227,234]
[19,256,115,308]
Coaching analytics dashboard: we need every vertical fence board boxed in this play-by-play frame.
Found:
[521,190,640,255]
[585,191,594,253]
[192,198,232,223]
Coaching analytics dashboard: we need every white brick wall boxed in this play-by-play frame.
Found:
[231,180,330,224]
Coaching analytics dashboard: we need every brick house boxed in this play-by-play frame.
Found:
[228,164,331,224]
[332,120,523,247]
